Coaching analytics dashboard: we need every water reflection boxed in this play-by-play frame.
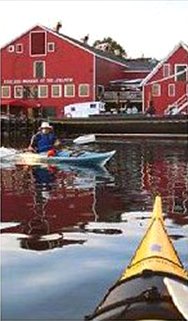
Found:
[1,163,116,251]
[1,139,187,321]
[1,141,188,244]
[107,140,188,220]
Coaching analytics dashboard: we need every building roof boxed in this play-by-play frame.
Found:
[43,25,130,66]
[1,24,159,73]
[124,58,158,71]
[142,41,188,85]
[46,26,158,71]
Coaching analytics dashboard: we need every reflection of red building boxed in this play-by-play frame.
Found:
[1,164,126,250]
[1,167,97,236]
[1,164,126,246]
[141,152,188,221]
[2,189,96,230]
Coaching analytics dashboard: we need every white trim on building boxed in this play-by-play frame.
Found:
[141,42,188,86]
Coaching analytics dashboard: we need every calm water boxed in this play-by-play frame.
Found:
[1,138,188,320]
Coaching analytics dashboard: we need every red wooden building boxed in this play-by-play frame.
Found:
[142,42,188,115]
[1,24,130,119]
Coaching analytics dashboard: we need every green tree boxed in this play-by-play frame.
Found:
[93,37,127,58]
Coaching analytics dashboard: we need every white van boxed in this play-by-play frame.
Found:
[63,101,105,118]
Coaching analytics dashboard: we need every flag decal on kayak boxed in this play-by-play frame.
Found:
[150,244,162,252]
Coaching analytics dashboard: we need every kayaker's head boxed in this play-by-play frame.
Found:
[39,122,53,134]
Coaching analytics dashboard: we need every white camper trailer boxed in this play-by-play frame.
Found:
[63,101,105,118]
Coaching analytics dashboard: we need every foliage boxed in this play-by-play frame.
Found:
[93,37,127,58]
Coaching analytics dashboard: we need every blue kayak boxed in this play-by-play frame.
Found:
[16,150,116,167]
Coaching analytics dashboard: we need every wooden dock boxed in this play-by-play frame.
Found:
[1,115,188,141]
[51,115,188,138]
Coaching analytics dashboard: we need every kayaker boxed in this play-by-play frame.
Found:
[27,121,57,153]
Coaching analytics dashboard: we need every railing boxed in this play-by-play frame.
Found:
[103,90,142,102]
[165,94,188,115]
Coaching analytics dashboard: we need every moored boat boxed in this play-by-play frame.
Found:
[86,196,188,320]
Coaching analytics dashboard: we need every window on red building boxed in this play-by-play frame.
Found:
[33,61,45,78]
[23,86,38,99]
[64,84,75,97]
[79,84,89,97]
[7,45,14,53]
[30,31,46,56]
[48,42,55,52]
[52,85,62,97]
[163,64,170,78]
[38,85,48,98]
[175,64,187,81]
[1,86,11,98]
[152,83,161,96]
[168,84,175,97]
[14,86,23,98]
[16,44,23,53]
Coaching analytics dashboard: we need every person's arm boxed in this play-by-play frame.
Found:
[27,134,38,152]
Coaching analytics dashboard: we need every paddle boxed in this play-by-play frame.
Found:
[164,277,188,319]
[73,134,96,145]
[62,134,96,156]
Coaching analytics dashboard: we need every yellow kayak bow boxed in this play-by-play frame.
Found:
[120,196,188,282]
[86,196,188,321]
